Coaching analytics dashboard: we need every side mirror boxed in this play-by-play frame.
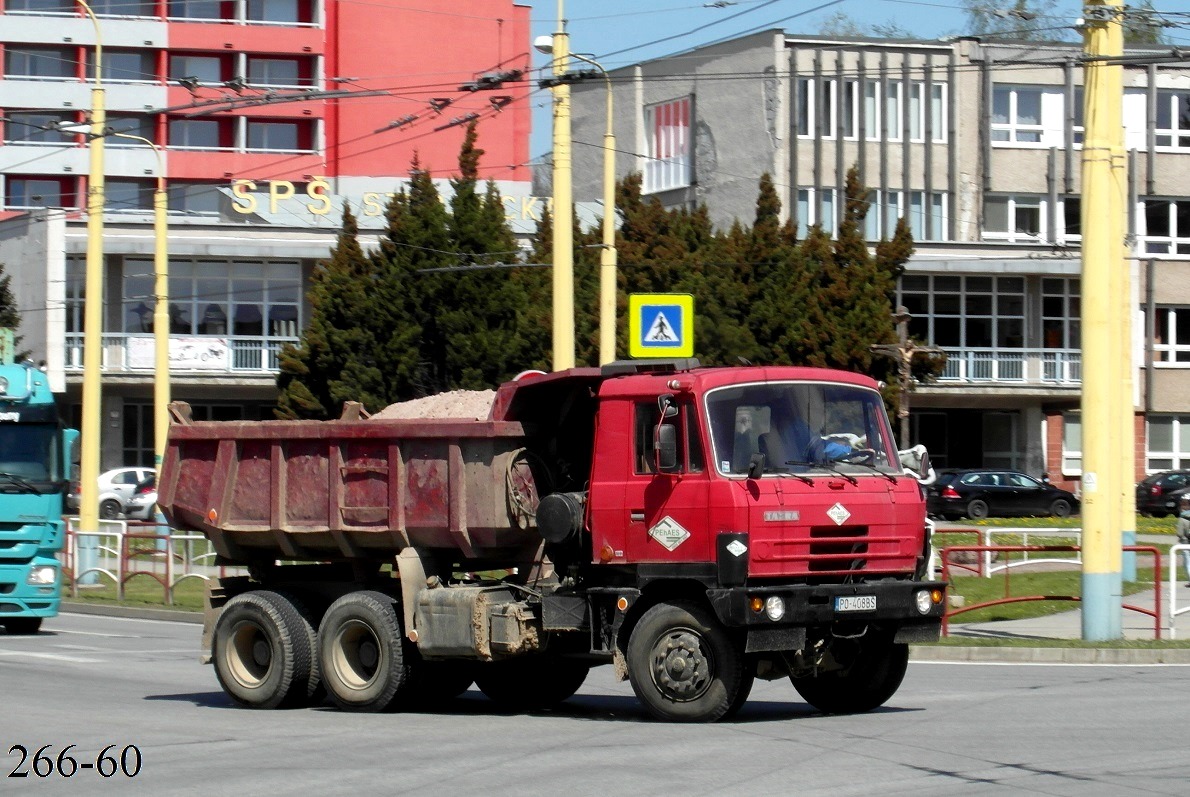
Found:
[655,423,679,472]
[657,393,678,419]
[898,444,935,485]
[61,428,79,481]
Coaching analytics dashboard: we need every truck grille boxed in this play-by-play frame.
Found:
[807,526,869,572]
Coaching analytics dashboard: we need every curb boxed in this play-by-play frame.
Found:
[61,601,203,625]
[910,644,1190,664]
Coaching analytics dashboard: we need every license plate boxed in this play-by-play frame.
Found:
[835,595,876,612]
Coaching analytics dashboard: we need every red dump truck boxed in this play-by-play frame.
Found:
[158,360,944,722]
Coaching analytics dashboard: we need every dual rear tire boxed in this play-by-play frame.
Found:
[211,590,320,709]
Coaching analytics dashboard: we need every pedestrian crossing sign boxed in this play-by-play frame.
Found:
[629,293,694,358]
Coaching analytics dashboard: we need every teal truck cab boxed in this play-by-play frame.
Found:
[0,351,77,635]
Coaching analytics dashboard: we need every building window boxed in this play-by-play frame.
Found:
[122,403,155,468]
[984,195,1043,242]
[247,0,304,24]
[992,85,1044,143]
[128,259,300,341]
[796,188,837,237]
[247,57,309,87]
[87,49,156,82]
[1155,90,1190,149]
[105,179,154,213]
[1062,412,1081,474]
[168,118,223,149]
[105,115,156,147]
[246,121,300,151]
[4,177,74,209]
[169,54,224,85]
[1061,196,1081,243]
[168,183,223,215]
[1146,415,1190,471]
[6,0,74,12]
[1140,199,1190,255]
[898,274,1025,350]
[643,97,692,194]
[168,0,232,19]
[5,46,75,79]
[1042,278,1080,349]
[1152,307,1190,365]
[3,111,73,144]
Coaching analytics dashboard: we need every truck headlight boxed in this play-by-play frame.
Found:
[915,589,938,615]
[764,595,786,621]
[27,566,57,586]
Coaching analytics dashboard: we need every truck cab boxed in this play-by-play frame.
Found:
[0,359,76,635]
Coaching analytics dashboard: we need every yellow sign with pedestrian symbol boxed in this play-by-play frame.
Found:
[628,294,694,358]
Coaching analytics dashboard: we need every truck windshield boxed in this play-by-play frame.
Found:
[704,382,898,477]
[0,423,59,485]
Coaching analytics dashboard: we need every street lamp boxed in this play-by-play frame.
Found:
[76,0,106,540]
[535,30,619,366]
[110,132,169,480]
[534,1,575,371]
[568,52,618,365]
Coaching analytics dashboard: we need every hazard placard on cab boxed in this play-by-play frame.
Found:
[628,293,694,358]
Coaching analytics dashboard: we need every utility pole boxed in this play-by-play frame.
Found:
[1080,0,1128,640]
[871,307,944,448]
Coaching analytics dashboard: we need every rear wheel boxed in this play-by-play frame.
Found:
[212,590,315,709]
[3,617,42,635]
[1049,499,1073,518]
[474,655,589,711]
[791,636,909,714]
[318,591,412,712]
[966,499,989,520]
[626,600,743,723]
[99,499,121,519]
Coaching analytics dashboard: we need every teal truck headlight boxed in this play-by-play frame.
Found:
[27,565,58,586]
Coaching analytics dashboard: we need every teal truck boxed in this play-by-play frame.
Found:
[0,340,77,635]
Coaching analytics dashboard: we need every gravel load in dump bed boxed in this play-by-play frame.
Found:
[371,390,496,421]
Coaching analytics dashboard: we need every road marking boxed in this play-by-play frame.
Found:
[0,650,103,663]
[912,660,1190,668]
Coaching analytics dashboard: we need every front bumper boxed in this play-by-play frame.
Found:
[0,562,61,618]
[704,582,947,651]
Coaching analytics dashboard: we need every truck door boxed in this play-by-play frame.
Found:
[588,400,710,564]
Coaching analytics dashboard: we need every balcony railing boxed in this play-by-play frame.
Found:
[64,334,296,375]
[937,347,1081,385]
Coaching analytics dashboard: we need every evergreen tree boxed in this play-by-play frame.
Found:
[275,206,388,418]
[0,262,24,356]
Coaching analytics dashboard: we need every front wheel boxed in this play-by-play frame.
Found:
[966,499,989,520]
[626,600,743,722]
[791,636,909,714]
[1049,498,1073,518]
[99,499,122,519]
[3,617,43,635]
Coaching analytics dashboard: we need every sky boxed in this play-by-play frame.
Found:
[522,0,1089,159]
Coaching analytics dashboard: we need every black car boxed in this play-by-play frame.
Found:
[927,468,1079,520]
[1135,470,1190,517]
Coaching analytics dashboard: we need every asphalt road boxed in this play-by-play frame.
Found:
[1,613,1186,796]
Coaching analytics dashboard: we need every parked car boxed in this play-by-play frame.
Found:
[66,466,155,519]
[123,475,158,521]
[927,468,1079,520]
[1135,470,1190,517]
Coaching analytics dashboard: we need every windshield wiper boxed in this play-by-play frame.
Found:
[842,460,898,483]
[0,471,41,493]
[785,459,858,486]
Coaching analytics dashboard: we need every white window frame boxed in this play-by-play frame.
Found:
[991,85,1049,145]
[1154,89,1190,150]
[1151,306,1190,366]
[983,194,1045,242]
[1062,412,1082,475]
[1139,198,1190,256]
[796,188,838,237]
[1145,415,1190,471]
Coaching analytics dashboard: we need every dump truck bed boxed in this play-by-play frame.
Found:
[159,414,544,564]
